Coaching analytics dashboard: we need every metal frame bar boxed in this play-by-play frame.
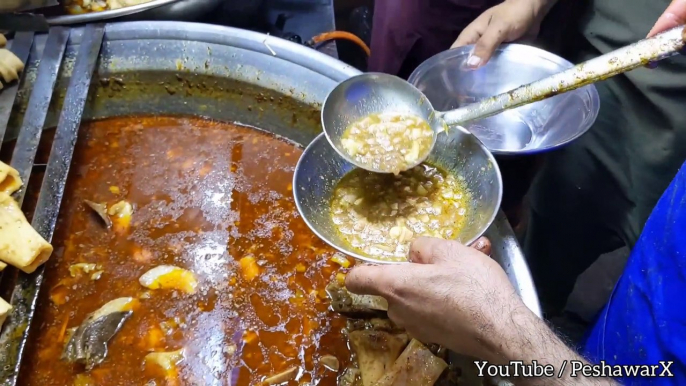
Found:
[0,31,35,146]
[8,27,69,206]
[0,27,69,308]
[0,24,105,386]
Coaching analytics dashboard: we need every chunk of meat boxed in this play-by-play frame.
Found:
[348,330,409,386]
[0,48,24,84]
[321,354,340,372]
[107,200,133,233]
[0,161,21,194]
[62,297,138,370]
[373,339,448,386]
[0,297,12,328]
[347,318,403,333]
[339,367,363,386]
[145,348,184,381]
[69,263,101,278]
[84,200,112,228]
[330,252,352,268]
[425,344,448,360]
[326,281,388,317]
[139,265,198,294]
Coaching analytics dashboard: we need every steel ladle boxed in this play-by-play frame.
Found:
[322,25,686,172]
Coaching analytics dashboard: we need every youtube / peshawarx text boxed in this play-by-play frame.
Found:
[474,360,674,379]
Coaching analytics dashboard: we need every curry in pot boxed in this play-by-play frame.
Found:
[16,116,457,386]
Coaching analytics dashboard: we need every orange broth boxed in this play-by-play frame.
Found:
[19,116,350,386]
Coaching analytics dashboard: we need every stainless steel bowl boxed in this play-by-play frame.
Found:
[293,131,503,265]
[408,44,600,155]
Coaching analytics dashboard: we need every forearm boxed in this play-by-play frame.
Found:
[481,305,617,385]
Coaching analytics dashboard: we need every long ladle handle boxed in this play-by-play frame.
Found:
[441,25,686,126]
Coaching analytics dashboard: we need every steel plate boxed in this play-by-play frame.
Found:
[46,0,220,25]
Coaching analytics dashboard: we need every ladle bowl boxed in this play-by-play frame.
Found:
[321,73,466,173]
[293,131,503,264]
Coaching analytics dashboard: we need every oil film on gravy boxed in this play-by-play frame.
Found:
[1,115,461,386]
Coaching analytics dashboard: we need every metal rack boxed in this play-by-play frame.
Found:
[0,23,104,385]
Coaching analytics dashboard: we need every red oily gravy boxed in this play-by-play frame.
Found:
[19,116,351,386]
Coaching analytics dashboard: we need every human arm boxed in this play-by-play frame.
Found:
[452,0,560,68]
[345,237,617,385]
[485,298,616,385]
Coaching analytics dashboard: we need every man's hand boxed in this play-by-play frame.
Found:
[648,0,686,38]
[346,237,523,361]
[346,237,618,385]
[452,0,557,68]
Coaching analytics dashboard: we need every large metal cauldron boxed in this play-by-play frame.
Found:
[2,22,540,382]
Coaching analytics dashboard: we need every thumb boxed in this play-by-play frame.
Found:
[466,21,508,69]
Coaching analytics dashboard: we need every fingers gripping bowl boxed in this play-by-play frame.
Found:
[293,129,503,264]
